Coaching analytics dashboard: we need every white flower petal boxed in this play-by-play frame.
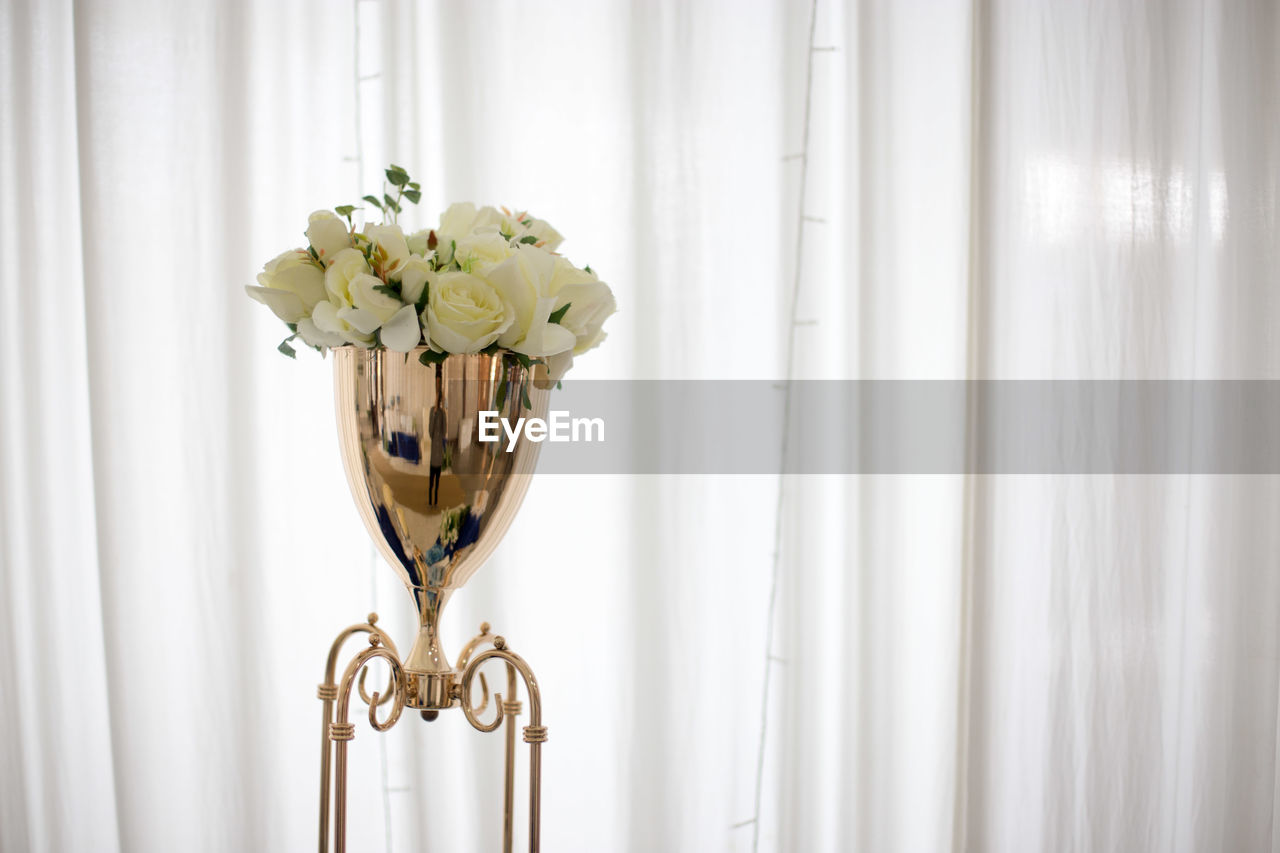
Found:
[380,304,422,352]
[339,306,384,336]
[544,350,574,381]
[245,285,305,323]
[297,317,346,349]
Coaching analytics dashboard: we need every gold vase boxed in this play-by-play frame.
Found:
[332,346,549,710]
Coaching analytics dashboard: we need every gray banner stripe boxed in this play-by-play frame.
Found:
[501,381,1280,474]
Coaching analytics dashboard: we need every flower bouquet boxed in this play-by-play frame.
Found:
[246,164,615,379]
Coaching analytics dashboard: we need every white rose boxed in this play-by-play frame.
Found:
[438,202,520,240]
[483,245,576,357]
[325,247,371,305]
[363,223,410,275]
[306,210,352,266]
[397,256,433,305]
[548,258,616,354]
[340,274,423,352]
[245,248,327,323]
[454,230,513,274]
[423,271,514,353]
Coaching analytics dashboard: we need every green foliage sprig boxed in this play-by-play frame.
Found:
[339,164,422,226]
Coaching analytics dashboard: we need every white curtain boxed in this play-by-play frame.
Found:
[2,1,1277,851]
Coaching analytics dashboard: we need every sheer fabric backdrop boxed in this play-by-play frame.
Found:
[1,1,1277,851]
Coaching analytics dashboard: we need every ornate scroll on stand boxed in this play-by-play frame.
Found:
[317,347,553,852]
[316,615,545,853]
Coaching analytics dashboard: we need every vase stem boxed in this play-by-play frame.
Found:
[403,585,455,709]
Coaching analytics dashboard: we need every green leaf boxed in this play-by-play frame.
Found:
[520,383,532,410]
[383,193,401,213]
[408,182,420,190]
[518,235,538,245]
[418,349,448,366]
[373,282,402,299]
[495,379,508,410]
[307,245,321,262]
[511,352,534,369]
[555,380,563,390]
[335,204,357,217]
[548,302,571,325]
[385,167,410,187]
[584,264,593,274]
[278,338,297,359]
[403,189,421,204]
[479,341,501,355]
[286,322,298,333]
[362,194,384,211]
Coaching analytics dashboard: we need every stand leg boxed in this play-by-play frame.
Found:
[502,665,520,853]
[318,686,336,853]
[525,723,547,852]
[317,614,398,853]
[459,637,547,853]
[328,634,406,853]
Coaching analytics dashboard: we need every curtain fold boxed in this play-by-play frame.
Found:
[1,1,1277,851]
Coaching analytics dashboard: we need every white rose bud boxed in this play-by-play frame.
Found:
[406,228,432,257]
[483,245,576,357]
[424,271,514,353]
[433,234,456,266]
[398,256,433,305]
[340,274,423,352]
[325,247,371,306]
[305,210,353,266]
[363,223,410,276]
[245,248,327,323]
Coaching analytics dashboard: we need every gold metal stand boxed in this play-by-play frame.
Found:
[317,614,546,853]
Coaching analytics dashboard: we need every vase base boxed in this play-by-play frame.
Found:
[404,670,457,710]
